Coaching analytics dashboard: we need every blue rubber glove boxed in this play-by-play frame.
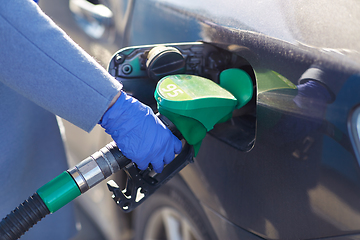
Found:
[99,91,182,173]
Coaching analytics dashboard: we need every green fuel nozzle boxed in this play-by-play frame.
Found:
[0,68,253,240]
[154,69,253,155]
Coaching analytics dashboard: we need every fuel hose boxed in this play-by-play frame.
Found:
[0,142,129,240]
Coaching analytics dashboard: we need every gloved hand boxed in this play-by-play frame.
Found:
[99,91,182,173]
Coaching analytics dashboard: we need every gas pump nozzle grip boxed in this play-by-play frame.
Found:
[107,137,194,213]
[70,113,193,213]
[67,113,181,194]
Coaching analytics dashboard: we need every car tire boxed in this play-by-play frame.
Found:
[133,174,217,240]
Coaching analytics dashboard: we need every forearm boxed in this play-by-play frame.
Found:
[0,0,122,132]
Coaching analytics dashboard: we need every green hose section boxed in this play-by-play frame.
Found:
[36,171,81,213]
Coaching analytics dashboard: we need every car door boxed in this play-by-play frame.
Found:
[67,0,134,65]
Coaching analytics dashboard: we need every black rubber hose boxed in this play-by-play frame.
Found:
[0,193,50,240]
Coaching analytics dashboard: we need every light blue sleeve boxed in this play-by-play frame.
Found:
[0,0,122,132]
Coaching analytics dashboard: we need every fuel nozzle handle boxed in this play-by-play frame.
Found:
[68,113,180,195]
[69,113,179,195]
[0,113,180,240]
